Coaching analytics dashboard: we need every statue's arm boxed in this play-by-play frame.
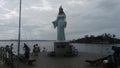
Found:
[64,21,67,28]
[52,21,57,28]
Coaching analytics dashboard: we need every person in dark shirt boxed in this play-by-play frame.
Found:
[23,43,30,59]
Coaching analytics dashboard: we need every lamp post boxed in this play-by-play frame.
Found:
[17,0,22,68]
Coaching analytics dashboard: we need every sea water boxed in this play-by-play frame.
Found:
[0,40,120,55]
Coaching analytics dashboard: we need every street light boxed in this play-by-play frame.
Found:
[17,0,22,68]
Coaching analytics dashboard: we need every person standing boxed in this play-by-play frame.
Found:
[5,45,10,65]
[23,43,30,59]
[42,47,46,52]
[37,46,40,53]
[35,44,39,56]
[32,45,36,56]
[10,43,14,68]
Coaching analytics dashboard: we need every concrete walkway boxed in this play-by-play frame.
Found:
[0,52,107,68]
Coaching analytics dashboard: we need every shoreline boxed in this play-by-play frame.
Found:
[71,42,120,44]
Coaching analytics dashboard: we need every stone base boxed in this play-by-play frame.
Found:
[54,42,70,56]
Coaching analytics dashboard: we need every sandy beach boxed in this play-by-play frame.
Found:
[0,52,106,68]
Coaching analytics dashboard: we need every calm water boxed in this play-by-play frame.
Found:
[0,40,120,55]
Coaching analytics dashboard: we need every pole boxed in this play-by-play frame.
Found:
[17,0,22,68]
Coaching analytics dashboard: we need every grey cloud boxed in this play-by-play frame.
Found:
[0,0,120,40]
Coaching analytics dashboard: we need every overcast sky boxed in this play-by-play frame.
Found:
[0,0,120,40]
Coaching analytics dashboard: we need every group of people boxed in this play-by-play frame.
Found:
[3,43,14,67]
[32,44,40,56]
[1,43,46,66]
[23,43,46,59]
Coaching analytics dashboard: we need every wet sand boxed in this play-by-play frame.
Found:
[0,52,107,68]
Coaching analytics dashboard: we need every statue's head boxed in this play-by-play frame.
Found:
[58,6,65,15]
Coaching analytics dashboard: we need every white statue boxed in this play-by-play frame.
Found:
[52,6,67,41]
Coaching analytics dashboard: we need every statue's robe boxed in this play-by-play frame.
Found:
[53,14,67,41]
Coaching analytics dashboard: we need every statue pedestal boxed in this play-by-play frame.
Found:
[48,41,78,57]
[54,42,70,56]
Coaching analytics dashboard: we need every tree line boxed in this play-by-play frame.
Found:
[70,33,120,44]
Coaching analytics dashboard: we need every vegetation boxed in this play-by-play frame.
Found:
[70,33,120,44]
